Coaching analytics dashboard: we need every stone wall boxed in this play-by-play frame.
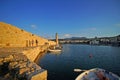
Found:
[23,45,48,62]
[0,22,56,47]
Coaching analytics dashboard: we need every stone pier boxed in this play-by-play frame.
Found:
[0,45,48,80]
[0,22,56,80]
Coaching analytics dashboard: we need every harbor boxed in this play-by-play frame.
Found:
[1,0,120,79]
[37,44,120,80]
[0,22,120,80]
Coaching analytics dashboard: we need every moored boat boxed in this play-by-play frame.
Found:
[75,68,120,80]
[48,48,62,53]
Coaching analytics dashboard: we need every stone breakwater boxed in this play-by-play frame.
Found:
[0,45,48,80]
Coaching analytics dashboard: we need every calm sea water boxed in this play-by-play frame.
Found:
[36,44,120,80]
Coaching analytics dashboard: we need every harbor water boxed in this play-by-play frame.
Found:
[36,44,120,80]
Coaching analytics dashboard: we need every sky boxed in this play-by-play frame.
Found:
[0,0,120,39]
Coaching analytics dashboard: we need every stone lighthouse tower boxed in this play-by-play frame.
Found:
[55,33,59,45]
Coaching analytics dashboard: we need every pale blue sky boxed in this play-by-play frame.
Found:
[0,0,120,39]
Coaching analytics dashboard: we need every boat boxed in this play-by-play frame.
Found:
[48,49,61,53]
[48,45,62,53]
[74,68,120,80]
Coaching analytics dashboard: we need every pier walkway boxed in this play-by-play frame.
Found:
[0,45,48,80]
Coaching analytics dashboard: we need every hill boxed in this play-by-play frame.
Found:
[64,37,88,40]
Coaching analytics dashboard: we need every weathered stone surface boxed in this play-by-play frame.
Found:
[9,61,18,70]
[17,61,27,69]
[0,46,48,80]
[28,69,47,80]
[3,55,13,62]
[30,67,35,72]
[0,58,3,65]
[0,22,56,47]
[7,53,46,80]
[19,67,30,75]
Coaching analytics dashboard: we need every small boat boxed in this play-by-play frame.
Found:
[48,44,62,53]
[48,49,62,53]
[75,68,120,80]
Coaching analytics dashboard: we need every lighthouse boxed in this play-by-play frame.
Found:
[56,33,59,46]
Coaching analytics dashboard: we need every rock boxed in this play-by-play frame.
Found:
[9,61,18,70]
[0,58,3,62]
[35,64,41,71]
[18,61,27,69]
[0,58,3,65]
[30,67,35,72]
[3,55,13,62]
[18,67,30,75]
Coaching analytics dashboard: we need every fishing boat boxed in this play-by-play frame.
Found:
[74,68,120,80]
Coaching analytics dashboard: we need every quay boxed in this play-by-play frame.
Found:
[0,22,56,80]
[0,45,48,80]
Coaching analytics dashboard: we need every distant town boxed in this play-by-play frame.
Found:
[50,35,120,46]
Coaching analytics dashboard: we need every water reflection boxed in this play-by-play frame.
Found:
[47,51,62,55]
[35,52,47,64]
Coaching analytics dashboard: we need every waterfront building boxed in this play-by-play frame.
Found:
[90,40,99,45]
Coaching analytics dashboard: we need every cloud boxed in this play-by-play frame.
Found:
[31,24,37,29]
[64,34,72,37]
[89,27,96,31]
[59,34,72,38]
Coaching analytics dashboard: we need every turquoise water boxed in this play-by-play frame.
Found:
[37,44,120,80]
